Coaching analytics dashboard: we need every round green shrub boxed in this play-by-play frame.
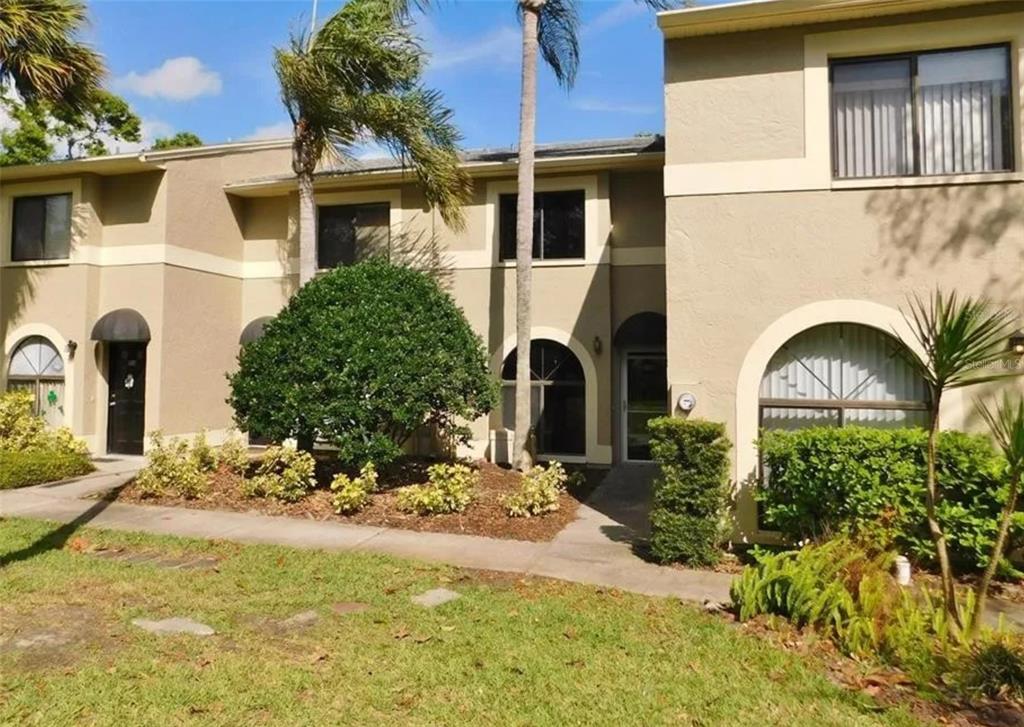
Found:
[228,260,497,466]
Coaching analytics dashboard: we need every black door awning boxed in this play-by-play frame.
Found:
[239,316,273,345]
[90,308,151,342]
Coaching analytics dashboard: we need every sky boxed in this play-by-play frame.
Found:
[81,0,692,154]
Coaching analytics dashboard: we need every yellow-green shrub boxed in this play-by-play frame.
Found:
[0,392,93,487]
[396,462,477,515]
[0,450,93,489]
[504,461,568,517]
[242,445,316,502]
[189,430,219,473]
[217,430,250,475]
[135,431,207,499]
[331,462,378,514]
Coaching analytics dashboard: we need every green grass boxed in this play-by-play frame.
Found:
[0,518,922,726]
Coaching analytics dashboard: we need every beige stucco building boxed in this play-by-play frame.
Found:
[1,0,1022,540]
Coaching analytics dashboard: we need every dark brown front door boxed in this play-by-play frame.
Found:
[107,342,146,455]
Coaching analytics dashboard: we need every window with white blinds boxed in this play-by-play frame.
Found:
[759,323,930,431]
[831,45,1013,179]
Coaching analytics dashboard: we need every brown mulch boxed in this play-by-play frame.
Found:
[113,458,604,543]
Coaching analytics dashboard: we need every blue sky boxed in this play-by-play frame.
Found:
[84,0,688,153]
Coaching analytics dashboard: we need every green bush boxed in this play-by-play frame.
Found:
[228,260,498,465]
[135,431,208,499]
[504,461,569,517]
[189,430,219,473]
[396,462,477,515]
[757,427,1019,571]
[242,445,316,502]
[331,462,379,514]
[647,418,731,566]
[0,449,93,489]
[955,637,1024,701]
[217,430,250,476]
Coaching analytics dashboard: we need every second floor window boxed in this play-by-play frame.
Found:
[831,44,1013,179]
[12,194,72,262]
[317,202,390,269]
[499,189,585,261]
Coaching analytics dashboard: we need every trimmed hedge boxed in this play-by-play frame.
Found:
[648,418,731,566]
[0,449,94,489]
[757,426,1021,572]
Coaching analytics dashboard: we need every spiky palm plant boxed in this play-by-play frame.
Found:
[971,393,1024,638]
[0,0,103,111]
[274,0,470,285]
[900,291,1021,632]
[510,0,673,470]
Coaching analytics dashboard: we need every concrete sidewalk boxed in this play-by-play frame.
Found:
[0,463,734,604]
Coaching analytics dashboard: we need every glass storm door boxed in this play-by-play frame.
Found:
[623,353,667,461]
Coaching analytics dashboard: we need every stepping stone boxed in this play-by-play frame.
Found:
[279,610,319,630]
[132,617,215,636]
[411,588,460,608]
[331,602,370,616]
[13,632,71,649]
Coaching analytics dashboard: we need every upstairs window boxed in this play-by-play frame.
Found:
[831,44,1013,179]
[498,189,584,261]
[317,202,390,269]
[11,194,72,261]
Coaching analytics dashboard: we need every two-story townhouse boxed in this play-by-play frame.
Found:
[0,136,667,465]
[659,0,1024,539]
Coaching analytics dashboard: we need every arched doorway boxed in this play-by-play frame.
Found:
[501,340,585,457]
[7,336,65,427]
[615,312,667,461]
[759,322,929,430]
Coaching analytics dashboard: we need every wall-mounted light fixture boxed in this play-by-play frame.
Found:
[592,336,603,355]
[66,340,78,361]
[1010,330,1024,357]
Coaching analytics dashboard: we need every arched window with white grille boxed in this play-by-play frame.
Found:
[759,323,929,430]
[7,336,65,427]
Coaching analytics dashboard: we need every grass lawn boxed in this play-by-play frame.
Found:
[0,518,922,726]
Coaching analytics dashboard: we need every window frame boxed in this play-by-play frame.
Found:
[497,189,586,262]
[315,200,392,271]
[6,335,65,423]
[828,42,1015,180]
[10,193,73,263]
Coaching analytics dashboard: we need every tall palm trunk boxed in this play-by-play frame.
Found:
[925,395,961,632]
[513,2,541,472]
[970,467,1021,638]
[294,123,318,286]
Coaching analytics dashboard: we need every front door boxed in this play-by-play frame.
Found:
[107,343,146,455]
[622,352,667,461]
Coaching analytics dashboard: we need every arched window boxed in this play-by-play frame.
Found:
[502,340,585,456]
[759,323,929,430]
[7,336,65,427]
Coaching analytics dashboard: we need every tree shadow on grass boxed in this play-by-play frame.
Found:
[0,484,126,569]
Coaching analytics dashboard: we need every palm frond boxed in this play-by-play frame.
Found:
[900,290,1021,392]
[536,0,580,89]
[978,393,1024,473]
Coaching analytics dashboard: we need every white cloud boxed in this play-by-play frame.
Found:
[419,18,520,72]
[240,121,293,141]
[571,98,658,115]
[114,57,222,101]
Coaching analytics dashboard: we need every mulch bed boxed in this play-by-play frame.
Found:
[113,457,604,543]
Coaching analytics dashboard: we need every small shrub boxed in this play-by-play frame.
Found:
[955,637,1024,701]
[396,462,477,515]
[190,430,219,473]
[757,427,1016,571]
[331,462,378,514]
[504,461,568,517]
[648,418,731,566]
[243,445,316,502]
[0,450,93,489]
[135,431,207,499]
[0,391,46,450]
[217,430,250,476]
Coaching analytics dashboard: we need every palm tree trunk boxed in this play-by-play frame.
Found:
[297,164,317,286]
[925,397,961,632]
[970,468,1021,639]
[512,3,540,472]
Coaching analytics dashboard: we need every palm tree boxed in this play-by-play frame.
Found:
[0,0,103,111]
[970,393,1024,639]
[510,0,672,471]
[274,0,470,285]
[900,291,1021,631]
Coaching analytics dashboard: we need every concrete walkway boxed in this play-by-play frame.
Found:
[0,462,734,605]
